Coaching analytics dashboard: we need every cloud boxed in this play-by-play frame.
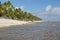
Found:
[52,7,60,13]
[34,5,60,21]
[45,5,60,14]
[20,6,24,10]
[45,5,52,12]
[15,7,18,9]
[15,6,24,10]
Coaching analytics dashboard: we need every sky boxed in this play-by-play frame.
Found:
[0,0,60,21]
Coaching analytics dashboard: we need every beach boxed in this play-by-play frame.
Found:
[0,18,28,27]
[0,22,60,40]
[0,18,42,27]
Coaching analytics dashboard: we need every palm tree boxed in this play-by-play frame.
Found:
[0,1,5,16]
[3,1,15,19]
[0,1,42,21]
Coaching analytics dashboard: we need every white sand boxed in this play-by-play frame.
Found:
[0,18,28,27]
[0,18,43,27]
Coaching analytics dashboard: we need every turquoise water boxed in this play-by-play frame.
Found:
[0,22,60,40]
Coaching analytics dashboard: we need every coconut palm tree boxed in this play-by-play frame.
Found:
[0,1,5,16]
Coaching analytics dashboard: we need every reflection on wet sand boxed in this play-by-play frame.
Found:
[0,22,60,40]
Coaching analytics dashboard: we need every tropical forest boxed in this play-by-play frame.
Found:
[0,1,42,21]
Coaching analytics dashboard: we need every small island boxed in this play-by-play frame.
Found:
[0,1,42,27]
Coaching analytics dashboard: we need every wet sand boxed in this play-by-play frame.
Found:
[0,22,60,40]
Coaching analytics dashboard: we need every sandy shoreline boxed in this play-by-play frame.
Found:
[0,18,42,27]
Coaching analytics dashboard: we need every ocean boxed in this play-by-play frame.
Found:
[0,22,60,40]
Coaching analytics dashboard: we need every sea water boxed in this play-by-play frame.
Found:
[0,22,60,40]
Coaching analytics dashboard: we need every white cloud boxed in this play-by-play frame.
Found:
[34,5,60,21]
[45,5,60,13]
[15,7,18,9]
[20,6,24,10]
[52,7,60,13]
[15,6,24,10]
[45,5,52,12]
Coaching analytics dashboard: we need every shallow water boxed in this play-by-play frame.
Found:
[0,22,60,40]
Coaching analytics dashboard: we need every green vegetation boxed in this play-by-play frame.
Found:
[0,1,42,21]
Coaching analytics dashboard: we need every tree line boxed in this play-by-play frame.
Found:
[0,1,42,21]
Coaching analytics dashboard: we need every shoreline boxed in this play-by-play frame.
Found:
[0,18,42,28]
